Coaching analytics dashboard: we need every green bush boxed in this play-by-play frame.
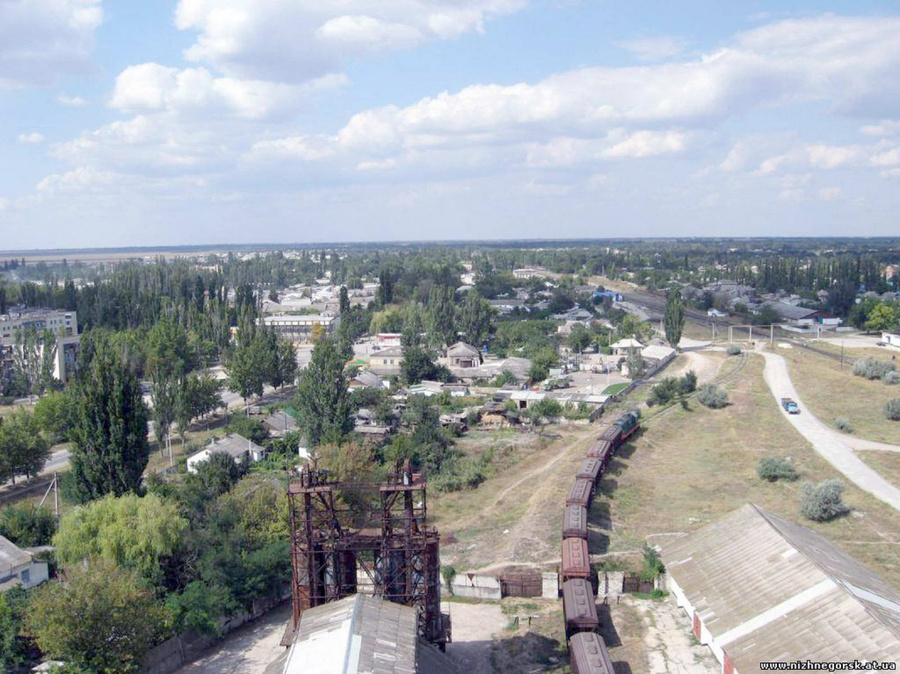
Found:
[852,357,895,380]
[726,344,742,356]
[835,417,852,433]
[886,398,900,421]
[647,372,696,406]
[800,480,849,521]
[430,451,494,493]
[757,457,799,482]
[697,384,728,409]
[885,371,900,386]
[0,505,56,547]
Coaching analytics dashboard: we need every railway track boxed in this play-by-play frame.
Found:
[640,350,749,426]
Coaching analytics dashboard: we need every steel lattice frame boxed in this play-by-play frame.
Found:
[287,463,449,645]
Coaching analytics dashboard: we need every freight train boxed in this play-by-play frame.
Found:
[559,410,639,674]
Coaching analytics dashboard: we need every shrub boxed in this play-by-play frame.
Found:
[0,505,56,547]
[647,372,697,406]
[682,370,698,394]
[885,371,900,386]
[886,399,900,421]
[834,417,852,433]
[640,545,665,581]
[757,457,799,482]
[800,480,849,521]
[697,384,728,409]
[852,357,896,380]
[726,344,742,356]
[441,565,457,595]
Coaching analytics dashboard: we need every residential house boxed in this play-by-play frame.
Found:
[263,410,299,437]
[610,338,644,356]
[348,370,386,391]
[445,342,481,368]
[369,347,404,375]
[0,534,49,591]
[186,433,266,473]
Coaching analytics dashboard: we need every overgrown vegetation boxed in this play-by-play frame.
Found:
[799,479,849,521]
[886,399,900,421]
[646,371,697,407]
[852,357,896,381]
[757,457,799,482]
[696,383,729,409]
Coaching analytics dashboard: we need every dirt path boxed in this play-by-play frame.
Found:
[758,347,900,511]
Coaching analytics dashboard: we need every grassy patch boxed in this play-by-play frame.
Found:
[858,451,900,489]
[602,383,631,396]
[601,353,900,588]
[778,345,900,445]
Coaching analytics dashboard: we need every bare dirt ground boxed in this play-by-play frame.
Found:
[444,601,508,674]
[175,603,291,674]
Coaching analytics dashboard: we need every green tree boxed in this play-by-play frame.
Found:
[426,284,456,347]
[226,334,267,410]
[294,338,353,447]
[339,286,351,314]
[11,327,58,396]
[33,390,77,444]
[54,493,187,583]
[0,505,56,547]
[626,349,645,380]
[567,324,592,353]
[0,410,51,484]
[865,302,897,333]
[664,286,685,348]
[26,560,167,673]
[457,291,492,347]
[68,332,150,502]
[401,344,449,385]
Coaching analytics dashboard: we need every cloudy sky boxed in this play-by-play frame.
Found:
[1,0,899,249]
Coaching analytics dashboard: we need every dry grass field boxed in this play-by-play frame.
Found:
[597,352,900,588]
[858,450,900,489]
[778,345,900,445]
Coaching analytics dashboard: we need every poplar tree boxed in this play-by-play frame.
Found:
[294,338,352,447]
[68,332,150,502]
[664,286,685,349]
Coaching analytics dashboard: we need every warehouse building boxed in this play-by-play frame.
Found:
[659,504,900,672]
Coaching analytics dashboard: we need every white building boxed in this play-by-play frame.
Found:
[261,313,338,342]
[0,534,49,591]
[185,434,266,473]
[0,309,80,382]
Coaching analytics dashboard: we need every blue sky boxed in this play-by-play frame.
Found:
[1,0,899,249]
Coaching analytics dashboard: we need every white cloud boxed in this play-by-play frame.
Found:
[616,37,688,62]
[0,197,9,212]
[806,144,865,169]
[173,0,526,83]
[818,187,842,201]
[871,147,900,167]
[0,0,103,89]
[57,94,87,106]
[17,132,45,144]
[861,120,900,137]
[109,62,336,121]
[603,130,687,158]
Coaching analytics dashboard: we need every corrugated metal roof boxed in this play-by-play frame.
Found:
[282,595,456,674]
[659,504,900,668]
[0,534,31,571]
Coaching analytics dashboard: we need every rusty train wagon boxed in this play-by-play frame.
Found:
[597,424,622,448]
[585,439,613,468]
[562,504,588,540]
[566,477,594,508]
[563,578,599,637]
[569,632,615,674]
[576,458,603,485]
[561,537,591,582]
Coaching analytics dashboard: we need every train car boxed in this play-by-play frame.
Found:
[563,578,599,636]
[569,632,615,674]
[566,477,594,509]
[598,425,622,446]
[575,458,602,484]
[561,537,591,582]
[613,411,640,442]
[585,439,613,467]
[562,504,588,540]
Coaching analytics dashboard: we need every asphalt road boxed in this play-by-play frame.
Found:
[759,346,900,512]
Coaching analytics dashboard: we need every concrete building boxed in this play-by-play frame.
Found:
[261,313,338,342]
[0,534,49,591]
[185,433,266,473]
[273,594,457,674]
[610,338,643,356]
[660,504,900,673]
[369,346,404,375]
[445,342,481,368]
[0,309,80,383]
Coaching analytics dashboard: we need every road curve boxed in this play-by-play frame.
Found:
[758,348,900,512]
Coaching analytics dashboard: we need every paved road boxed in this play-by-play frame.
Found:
[758,348,900,511]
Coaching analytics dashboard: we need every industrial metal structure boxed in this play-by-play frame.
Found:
[287,460,450,647]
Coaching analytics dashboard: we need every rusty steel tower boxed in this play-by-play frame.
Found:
[287,461,449,646]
